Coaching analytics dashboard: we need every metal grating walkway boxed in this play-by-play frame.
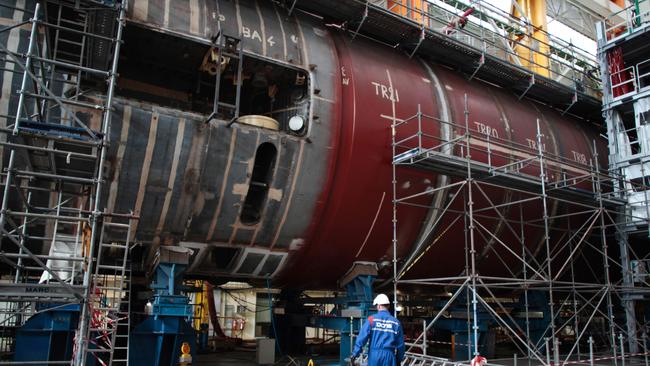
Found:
[284,0,603,122]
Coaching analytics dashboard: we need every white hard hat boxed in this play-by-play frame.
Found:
[373,293,391,305]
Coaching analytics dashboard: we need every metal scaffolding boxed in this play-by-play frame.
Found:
[286,0,602,121]
[391,95,650,364]
[597,0,650,360]
[0,1,134,365]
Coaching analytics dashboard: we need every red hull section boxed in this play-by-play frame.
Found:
[279,36,603,287]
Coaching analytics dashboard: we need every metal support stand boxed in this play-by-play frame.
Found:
[618,225,640,354]
[130,247,196,365]
[518,74,535,100]
[561,89,578,116]
[536,119,559,366]
[409,26,426,58]
[465,95,480,358]
[307,263,377,366]
[469,53,486,81]
[351,2,369,40]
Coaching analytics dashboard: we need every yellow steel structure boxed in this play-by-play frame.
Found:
[511,0,551,77]
[193,280,210,330]
[387,0,553,77]
[388,0,428,24]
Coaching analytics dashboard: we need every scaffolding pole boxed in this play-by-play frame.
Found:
[0,1,134,365]
[391,91,650,364]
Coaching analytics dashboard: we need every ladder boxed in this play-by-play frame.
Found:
[83,219,134,366]
[112,258,133,366]
[0,1,129,365]
[205,34,244,124]
[401,353,464,366]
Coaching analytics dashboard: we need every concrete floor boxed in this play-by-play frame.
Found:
[487,355,649,366]
[194,351,650,366]
[194,350,340,365]
[194,350,257,365]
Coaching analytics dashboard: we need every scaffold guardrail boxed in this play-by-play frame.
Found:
[0,1,135,365]
[390,95,650,366]
[599,0,650,45]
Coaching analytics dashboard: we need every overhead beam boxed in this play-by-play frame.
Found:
[546,0,624,40]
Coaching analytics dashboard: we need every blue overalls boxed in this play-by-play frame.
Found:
[352,309,405,366]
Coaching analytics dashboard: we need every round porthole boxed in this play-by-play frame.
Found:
[288,115,305,132]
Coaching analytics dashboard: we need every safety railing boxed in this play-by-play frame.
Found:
[392,104,650,237]
[619,126,643,157]
[383,0,600,96]
[638,58,650,90]
[600,0,650,44]
[610,66,638,100]
[605,56,650,102]
[390,101,650,215]
[618,163,650,224]
[393,108,605,197]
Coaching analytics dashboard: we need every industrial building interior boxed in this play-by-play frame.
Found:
[1,0,650,365]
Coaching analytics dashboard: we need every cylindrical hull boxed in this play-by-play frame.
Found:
[0,0,606,288]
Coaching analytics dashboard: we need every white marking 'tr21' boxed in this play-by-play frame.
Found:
[371,81,399,102]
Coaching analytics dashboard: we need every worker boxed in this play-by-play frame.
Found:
[350,293,405,366]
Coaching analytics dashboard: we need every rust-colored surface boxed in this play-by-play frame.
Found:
[278,33,604,286]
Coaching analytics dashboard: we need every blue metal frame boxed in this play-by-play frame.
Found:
[435,291,552,360]
[14,305,97,365]
[277,276,553,364]
[150,262,193,319]
[306,273,376,365]
[130,316,196,366]
[129,261,195,366]
[18,120,103,141]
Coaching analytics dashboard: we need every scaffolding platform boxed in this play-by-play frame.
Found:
[17,120,103,142]
[286,0,602,121]
[598,10,650,55]
[389,92,650,363]
[395,146,625,208]
[0,283,85,302]
[0,1,134,365]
